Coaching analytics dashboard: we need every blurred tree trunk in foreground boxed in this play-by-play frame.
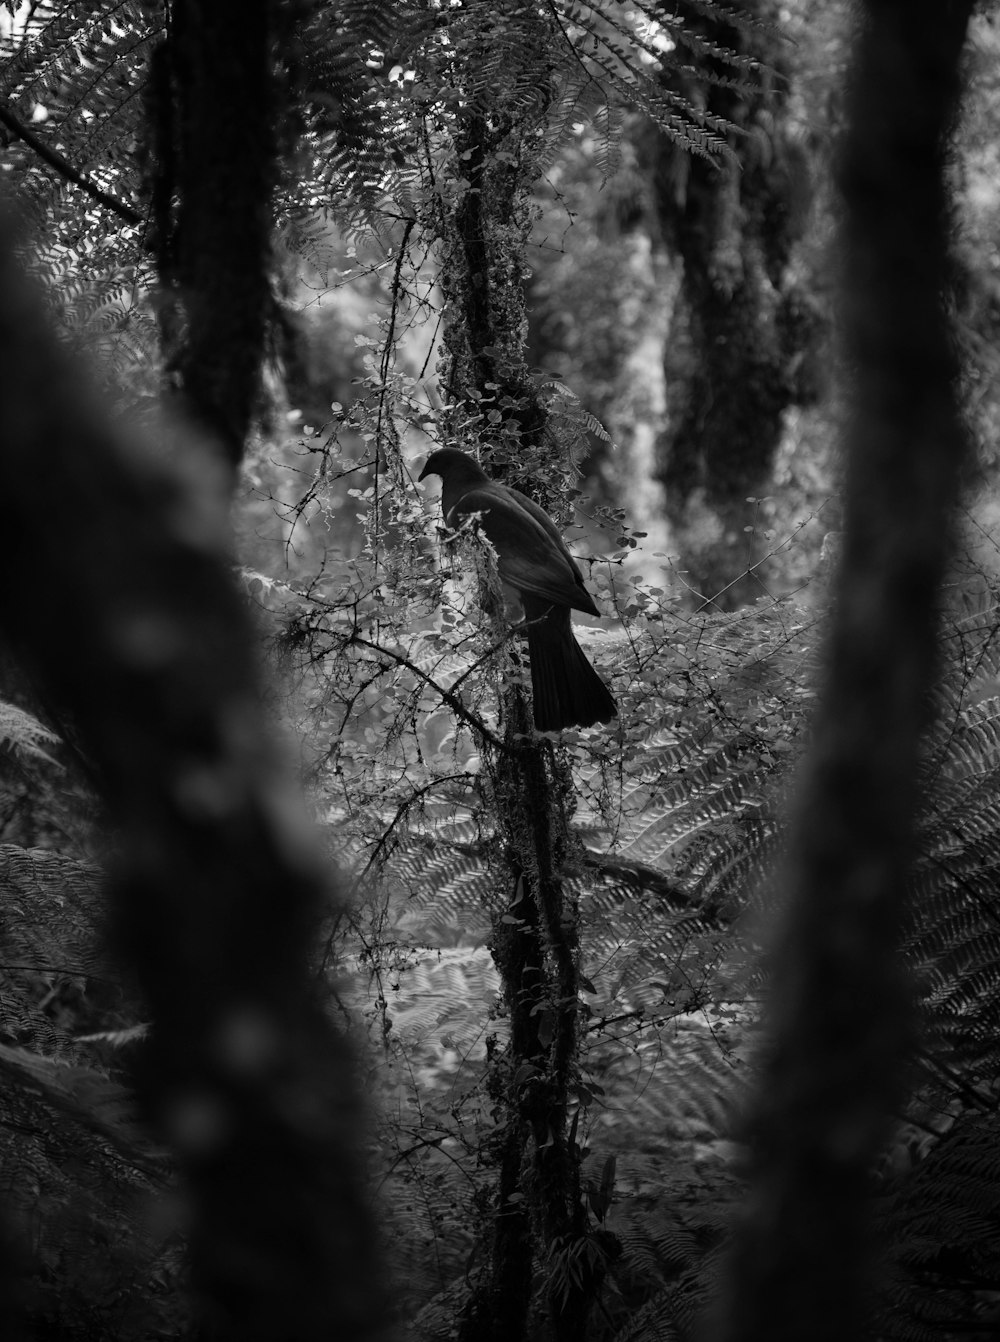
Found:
[0,232,389,1339]
[0,5,390,1334]
[711,1,975,1339]
[647,0,820,608]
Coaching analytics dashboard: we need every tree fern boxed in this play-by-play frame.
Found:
[0,0,768,369]
[0,700,59,765]
[0,841,179,1336]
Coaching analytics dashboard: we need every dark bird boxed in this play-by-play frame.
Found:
[418,448,617,732]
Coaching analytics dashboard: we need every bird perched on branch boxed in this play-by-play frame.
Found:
[418,447,617,732]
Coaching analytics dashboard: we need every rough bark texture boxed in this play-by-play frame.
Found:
[458,692,587,1342]
[153,0,278,465]
[648,0,818,608]
[711,2,974,1339]
[440,37,597,1337]
[0,237,388,1342]
[442,109,549,458]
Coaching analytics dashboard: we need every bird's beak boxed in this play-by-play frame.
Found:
[417,462,430,482]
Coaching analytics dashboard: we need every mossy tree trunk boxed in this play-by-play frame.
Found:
[433,27,600,1342]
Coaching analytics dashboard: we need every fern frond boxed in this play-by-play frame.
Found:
[0,701,60,764]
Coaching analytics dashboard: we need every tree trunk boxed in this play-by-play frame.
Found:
[148,0,279,466]
[710,2,975,1338]
[0,231,390,1342]
[647,0,819,608]
[435,26,598,1339]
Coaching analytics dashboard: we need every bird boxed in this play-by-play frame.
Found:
[418,447,617,732]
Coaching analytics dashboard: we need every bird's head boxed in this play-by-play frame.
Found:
[418,447,487,485]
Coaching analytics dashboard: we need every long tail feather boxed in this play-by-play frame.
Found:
[524,599,617,732]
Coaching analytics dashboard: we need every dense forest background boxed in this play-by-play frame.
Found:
[0,1,997,1339]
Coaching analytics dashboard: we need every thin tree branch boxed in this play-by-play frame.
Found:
[0,100,143,227]
[348,631,514,753]
[580,850,703,913]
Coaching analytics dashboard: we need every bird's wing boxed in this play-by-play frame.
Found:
[445,483,599,616]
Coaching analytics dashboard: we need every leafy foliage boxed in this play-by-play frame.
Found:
[266,418,1000,1331]
[7,501,1000,1338]
[0,0,761,387]
[292,0,755,227]
[0,840,179,1337]
[0,2,156,370]
[0,700,58,765]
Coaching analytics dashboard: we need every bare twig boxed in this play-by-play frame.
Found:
[348,631,513,753]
